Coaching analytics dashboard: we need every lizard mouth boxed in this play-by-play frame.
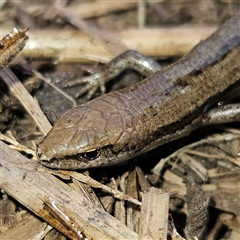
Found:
[40,159,74,169]
[37,146,100,170]
[40,157,86,170]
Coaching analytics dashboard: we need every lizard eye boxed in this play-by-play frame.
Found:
[82,150,99,161]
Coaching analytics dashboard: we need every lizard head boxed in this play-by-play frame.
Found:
[37,96,139,169]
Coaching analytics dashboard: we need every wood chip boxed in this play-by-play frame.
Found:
[126,169,140,232]
[0,214,52,240]
[139,187,169,240]
[135,166,151,191]
[0,27,29,67]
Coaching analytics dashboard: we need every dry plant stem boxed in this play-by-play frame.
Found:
[0,132,36,158]
[61,2,137,19]
[11,27,216,63]
[0,140,138,240]
[53,3,128,56]
[0,67,52,136]
[185,149,232,159]
[185,149,239,166]
[180,153,208,181]
[152,133,240,175]
[162,181,186,197]
[42,2,137,20]
[58,171,141,206]
[163,170,185,187]
[138,188,170,240]
[147,1,173,19]
[138,0,147,28]
[43,0,67,20]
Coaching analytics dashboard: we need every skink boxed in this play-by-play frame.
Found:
[37,12,240,169]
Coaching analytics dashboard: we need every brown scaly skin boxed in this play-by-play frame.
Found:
[38,12,240,169]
